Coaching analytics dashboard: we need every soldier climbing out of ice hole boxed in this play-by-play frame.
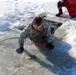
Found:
[16,16,61,54]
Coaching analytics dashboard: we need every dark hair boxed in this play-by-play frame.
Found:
[33,17,42,26]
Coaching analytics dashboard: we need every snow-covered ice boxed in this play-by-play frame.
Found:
[0,0,76,75]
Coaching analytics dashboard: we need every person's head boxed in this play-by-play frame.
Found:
[32,17,43,30]
[33,17,42,26]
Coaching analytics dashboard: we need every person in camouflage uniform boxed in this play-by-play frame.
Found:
[16,16,55,53]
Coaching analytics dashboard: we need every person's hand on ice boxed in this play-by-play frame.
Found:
[16,46,24,54]
[46,43,54,50]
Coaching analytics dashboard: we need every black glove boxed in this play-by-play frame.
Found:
[16,46,24,53]
[46,43,54,50]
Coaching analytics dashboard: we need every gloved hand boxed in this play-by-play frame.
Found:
[46,43,54,50]
[16,46,24,53]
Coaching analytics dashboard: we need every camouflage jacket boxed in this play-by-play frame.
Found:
[19,19,57,47]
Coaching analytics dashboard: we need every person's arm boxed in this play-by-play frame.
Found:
[45,26,55,50]
[46,26,55,43]
[16,26,30,53]
[19,26,30,47]
[42,18,62,30]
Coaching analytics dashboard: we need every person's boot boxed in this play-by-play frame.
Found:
[71,16,76,18]
[56,10,63,17]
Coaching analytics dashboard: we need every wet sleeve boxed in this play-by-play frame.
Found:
[46,26,55,43]
[19,27,30,47]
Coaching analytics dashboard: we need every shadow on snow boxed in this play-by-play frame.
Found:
[23,36,76,75]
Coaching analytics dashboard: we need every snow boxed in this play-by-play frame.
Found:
[0,0,76,75]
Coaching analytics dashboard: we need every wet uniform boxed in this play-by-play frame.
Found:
[19,19,56,47]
